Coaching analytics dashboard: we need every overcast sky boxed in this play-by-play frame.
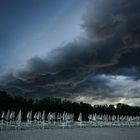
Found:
[0,0,140,106]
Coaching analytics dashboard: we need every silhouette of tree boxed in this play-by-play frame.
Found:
[0,90,140,121]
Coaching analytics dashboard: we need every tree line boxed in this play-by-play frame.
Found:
[0,90,140,121]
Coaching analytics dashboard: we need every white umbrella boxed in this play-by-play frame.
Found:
[10,111,15,122]
[34,112,37,119]
[57,113,60,122]
[16,110,22,126]
[62,112,66,122]
[41,110,45,128]
[1,111,5,124]
[47,112,52,124]
[16,110,22,121]
[27,111,32,124]
[78,113,82,122]
[112,115,116,122]
[34,112,37,123]
[37,112,41,121]
[1,111,5,119]
[5,110,10,121]
[26,111,30,121]
[88,114,92,121]
[41,110,45,121]
[78,113,82,128]
[92,113,97,121]
[52,112,56,125]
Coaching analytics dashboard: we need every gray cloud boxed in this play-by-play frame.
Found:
[1,0,140,105]
[83,0,140,42]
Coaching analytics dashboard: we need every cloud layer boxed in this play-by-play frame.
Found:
[1,0,140,105]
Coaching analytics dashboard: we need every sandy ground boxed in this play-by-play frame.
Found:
[0,127,140,140]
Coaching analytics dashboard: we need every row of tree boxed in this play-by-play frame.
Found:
[0,91,140,121]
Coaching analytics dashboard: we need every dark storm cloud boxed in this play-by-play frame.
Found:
[1,0,140,104]
[81,0,140,76]
[83,0,140,43]
[98,47,140,76]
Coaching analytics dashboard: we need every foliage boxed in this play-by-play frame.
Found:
[0,91,140,120]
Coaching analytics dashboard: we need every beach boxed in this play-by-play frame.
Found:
[0,127,140,140]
